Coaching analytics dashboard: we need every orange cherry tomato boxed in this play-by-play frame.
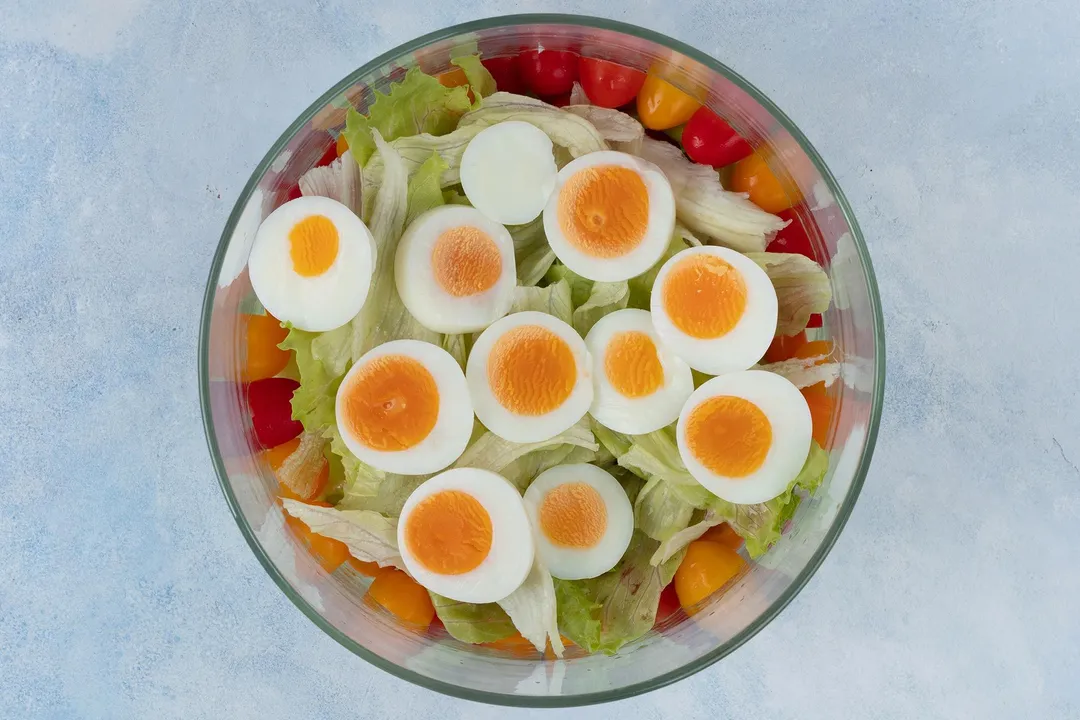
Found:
[264,436,301,471]
[348,557,381,576]
[437,67,468,88]
[636,75,701,130]
[801,382,835,447]
[699,524,744,551]
[730,152,802,214]
[336,133,349,157]
[762,330,808,364]
[795,339,834,360]
[242,313,290,382]
[674,540,747,610]
[284,509,350,574]
[368,568,435,628]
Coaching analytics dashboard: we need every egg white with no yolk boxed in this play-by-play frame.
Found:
[460,121,558,225]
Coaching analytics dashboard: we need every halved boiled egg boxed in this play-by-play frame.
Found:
[522,464,633,580]
[676,370,812,504]
[398,467,535,603]
[650,245,778,375]
[460,121,558,225]
[248,195,375,332]
[335,339,473,475]
[395,205,517,333]
[584,308,694,434]
[466,311,593,443]
[542,151,675,281]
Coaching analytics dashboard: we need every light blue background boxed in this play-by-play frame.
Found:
[2,1,1078,718]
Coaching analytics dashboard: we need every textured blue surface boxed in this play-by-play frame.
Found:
[2,1,1079,718]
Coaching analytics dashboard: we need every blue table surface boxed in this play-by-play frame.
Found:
[2,0,1078,718]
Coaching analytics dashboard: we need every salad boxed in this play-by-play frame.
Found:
[239,51,837,657]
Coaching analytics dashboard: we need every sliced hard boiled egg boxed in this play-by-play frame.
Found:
[650,245,778,375]
[584,308,694,434]
[335,339,473,475]
[522,464,633,580]
[395,205,517,333]
[460,121,558,225]
[542,151,676,281]
[466,311,593,443]
[676,370,812,504]
[398,467,535,603]
[248,196,375,332]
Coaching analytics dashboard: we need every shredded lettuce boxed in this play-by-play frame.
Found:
[510,218,556,286]
[453,418,597,491]
[405,152,449,224]
[441,333,469,371]
[554,532,682,654]
[746,251,832,336]
[634,137,786,252]
[361,124,483,194]
[430,594,518,644]
[281,499,402,568]
[564,105,644,154]
[451,55,497,98]
[458,92,608,157]
[758,355,841,388]
[572,281,629,336]
[510,279,573,325]
[650,509,722,565]
[298,157,342,199]
[342,68,473,166]
[497,560,564,657]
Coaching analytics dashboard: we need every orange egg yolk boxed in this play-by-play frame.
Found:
[340,355,439,452]
[406,490,493,575]
[539,482,608,548]
[289,215,339,276]
[432,226,503,297]
[604,331,664,398]
[557,166,650,258]
[488,326,576,415]
[663,254,747,338]
[686,396,772,477]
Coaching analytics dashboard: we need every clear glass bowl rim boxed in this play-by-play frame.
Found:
[197,12,886,707]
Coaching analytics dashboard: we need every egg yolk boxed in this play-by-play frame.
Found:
[557,166,650,258]
[685,396,772,477]
[604,331,664,398]
[539,482,607,548]
[488,326,576,415]
[663,254,747,338]
[340,355,439,452]
[289,215,339,277]
[405,490,493,575]
[432,226,503,297]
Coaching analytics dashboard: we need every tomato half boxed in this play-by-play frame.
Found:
[636,75,701,130]
[481,56,525,94]
[247,377,302,449]
[577,57,645,108]
[681,107,752,168]
[519,49,579,97]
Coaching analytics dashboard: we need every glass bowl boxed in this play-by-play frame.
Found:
[199,13,885,707]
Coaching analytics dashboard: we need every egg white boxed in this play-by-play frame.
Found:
[676,370,812,504]
[650,245,778,375]
[248,195,375,332]
[466,311,593,443]
[522,464,634,580]
[335,339,474,475]
[584,308,694,435]
[460,121,558,225]
[395,205,517,334]
[542,151,676,282]
[397,467,535,603]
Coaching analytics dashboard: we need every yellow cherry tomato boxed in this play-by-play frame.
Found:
[368,568,436,628]
[284,506,350,574]
[347,557,381,576]
[242,313,290,382]
[729,152,802,214]
[674,540,747,610]
[636,75,701,130]
[336,133,349,157]
[699,523,744,551]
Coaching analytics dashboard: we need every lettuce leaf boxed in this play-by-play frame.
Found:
[451,55,497,98]
[758,355,841,388]
[650,509,722,565]
[453,417,597,491]
[509,218,556,286]
[543,264,593,307]
[280,499,402,568]
[405,151,449,224]
[572,281,629,336]
[361,124,484,194]
[510,279,573,324]
[633,474,694,542]
[497,560,564,657]
[278,325,341,433]
[458,92,607,157]
[430,594,518,644]
[342,68,472,166]
[554,532,681,654]
[746,252,832,336]
[634,137,786,252]
[564,105,644,154]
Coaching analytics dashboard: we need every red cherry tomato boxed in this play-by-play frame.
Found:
[806,313,824,329]
[519,49,578,97]
[547,92,572,108]
[247,377,302,449]
[577,57,645,108]
[767,209,816,260]
[481,56,525,94]
[681,107,752,168]
[315,138,338,168]
[655,582,681,625]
